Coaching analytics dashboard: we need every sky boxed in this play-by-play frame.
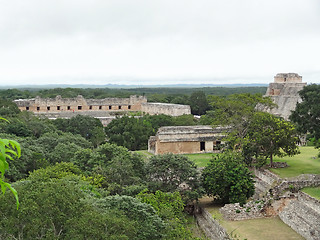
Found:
[0,0,319,86]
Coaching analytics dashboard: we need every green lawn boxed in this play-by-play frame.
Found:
[133,150,214,167]
[270,146,320,178]
[183,153,215,167]
[200,197,304,240]
[302,187,320,200]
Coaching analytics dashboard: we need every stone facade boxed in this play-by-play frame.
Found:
[141,102,191,117]
[264,73,307,120]
[148,125,226,155]
[14,95,146,113]
[14,95,191,123]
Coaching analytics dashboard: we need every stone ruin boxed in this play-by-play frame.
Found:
[264,73,307,120]
[219,169,320,240]
[148,125,227,155]
[13,95,191,125]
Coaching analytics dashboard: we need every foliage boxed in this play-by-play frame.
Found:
[290,84,320,139]
[93,195,166,240]
[36,131,92,164]
[202,93,274,149]
[1,86,267,102]
[0,177,135,240]
[0,134,46,181]
[202,151,255,204]
[105,114,197,151]
[172,114,198,126]
[189,91,210,115]
[5,118,33,137]
[105,116,153,150]
[53,115,105,147]
[0,99,20,116]
[0,129,21,207]
[138,190,197,240]
[27,162,82,182]
[243,112,300,166]
[72,143,146,194]
[146,154,202,202]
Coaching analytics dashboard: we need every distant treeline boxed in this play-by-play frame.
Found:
[0,86,267,101]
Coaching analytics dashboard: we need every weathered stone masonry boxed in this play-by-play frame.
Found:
[148,125,226,155]
[14,95,191,124]
[264,73,307,120]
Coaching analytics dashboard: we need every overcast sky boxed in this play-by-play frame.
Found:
[0,0,319,86]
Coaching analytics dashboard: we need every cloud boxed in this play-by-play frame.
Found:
[0,0,319,85]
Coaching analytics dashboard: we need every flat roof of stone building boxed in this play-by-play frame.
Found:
[157,125,226,135]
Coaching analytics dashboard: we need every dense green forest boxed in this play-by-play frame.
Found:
[0,86,267,101]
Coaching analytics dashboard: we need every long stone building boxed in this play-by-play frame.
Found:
[14,95,191,125]
[264,73,307,120]
[148,125,226,155]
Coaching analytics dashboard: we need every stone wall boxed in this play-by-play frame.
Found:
[253,168,281,199]
[195,206,231,240]
[141,102,191,116]
[14,95,192,124]
[272,174,320,199]
[155,141,213,155]
[279,192,320,240]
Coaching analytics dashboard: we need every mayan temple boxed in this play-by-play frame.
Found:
[264,73,307,120]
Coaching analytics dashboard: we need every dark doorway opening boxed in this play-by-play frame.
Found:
[200,142,205,151]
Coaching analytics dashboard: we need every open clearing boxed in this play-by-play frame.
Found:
[270,146,320,178]
[200,197,304,240]
[183,153,214,167]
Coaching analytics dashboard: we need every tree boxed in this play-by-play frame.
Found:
[137,190,196,240]
[93,195,166,240]
[53,115,105,146]
[202,93,275,150]
[0,99,20,116]
[290,84,320,139]
[202,151,255,204]
[105,116,153,150]
[0,177,137,239]
[146,154,202,202]
[72,143,146,195]
[189,91,209,115]
[244,112,300,167]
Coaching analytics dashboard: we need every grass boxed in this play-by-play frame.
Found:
[302,186,320,200]
[199,197,304,240]
[133,150,215,167]
[270,146,320,178]
[221,216,304,240]
[183,153,215,167]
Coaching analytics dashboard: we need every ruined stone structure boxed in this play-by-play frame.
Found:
[14,95,191,124]
[195,206,231,240]
[148,125,226,155]
[264,73,307,120]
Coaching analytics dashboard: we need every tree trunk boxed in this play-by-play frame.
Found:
[270,154,273,167]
